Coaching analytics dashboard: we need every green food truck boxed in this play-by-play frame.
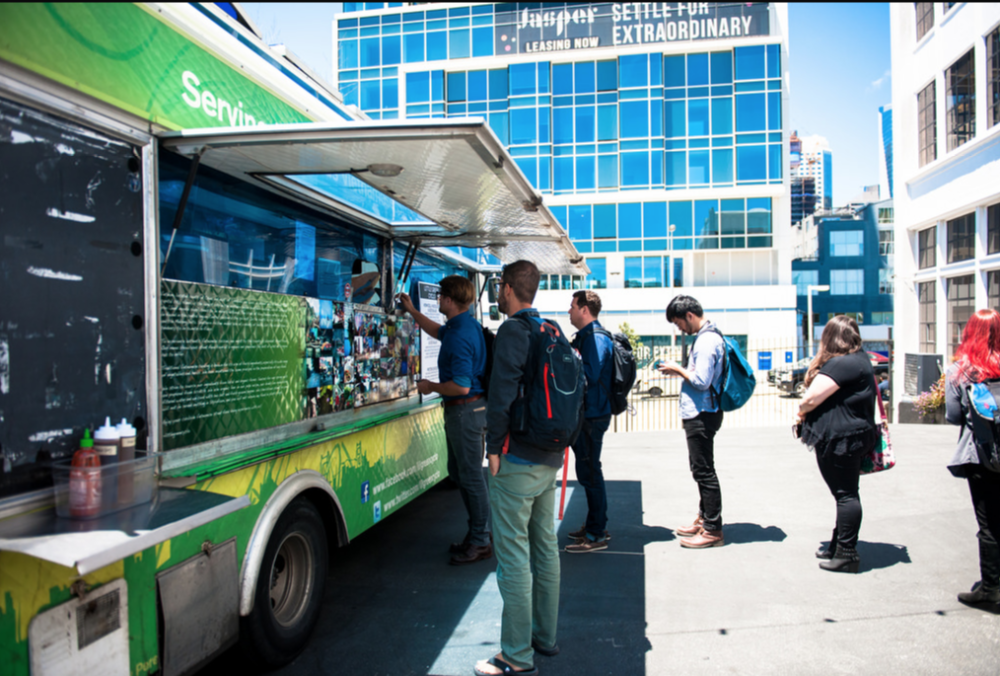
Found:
[0,4,585,675]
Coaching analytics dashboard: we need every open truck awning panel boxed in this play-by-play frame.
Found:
[159,118,588,275]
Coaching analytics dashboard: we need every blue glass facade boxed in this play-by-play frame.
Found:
[337,2,786,288]
[879,105,893,198]
[792,201,894,327]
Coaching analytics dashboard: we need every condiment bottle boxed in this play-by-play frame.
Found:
[116,418,137,505]
[69,429,101,518]
[94,417,120,464]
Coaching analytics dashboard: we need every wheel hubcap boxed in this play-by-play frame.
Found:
[269,532,313,627]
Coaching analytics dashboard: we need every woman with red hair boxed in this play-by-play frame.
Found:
[945,308,1000,608]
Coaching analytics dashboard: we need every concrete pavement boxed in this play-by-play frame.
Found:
[250,423,999,675]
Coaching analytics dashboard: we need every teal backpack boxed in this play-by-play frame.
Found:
[704,328,756,412]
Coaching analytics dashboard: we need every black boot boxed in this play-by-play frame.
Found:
[957,581,1000,606]
[816,529,837,560]
[819,545,860,573]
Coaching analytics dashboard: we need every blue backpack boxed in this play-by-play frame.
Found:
[509,314,586,452]
[703,327,756,412]
[966,380,1000,472]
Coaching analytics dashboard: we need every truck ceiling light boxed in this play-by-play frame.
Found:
[367,163,403,177]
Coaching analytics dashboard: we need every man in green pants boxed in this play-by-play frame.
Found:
[475,260,560,676]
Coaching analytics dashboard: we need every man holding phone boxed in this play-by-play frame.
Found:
[659,295,728,549]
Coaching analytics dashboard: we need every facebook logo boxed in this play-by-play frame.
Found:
[373,501,382,523]
[361,481,370,504]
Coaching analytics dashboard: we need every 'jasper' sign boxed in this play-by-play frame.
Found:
[495,2,770,55]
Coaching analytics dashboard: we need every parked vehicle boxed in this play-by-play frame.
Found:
[768,358,810,386]
[781,353,889,396]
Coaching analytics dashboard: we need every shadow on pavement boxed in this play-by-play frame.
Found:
[553,479,656,676]
[856,541,911,572]
[722,522,788,544]
[201,476,662,675]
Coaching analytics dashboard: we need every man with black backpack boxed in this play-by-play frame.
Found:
[476,260,583,676]
[565,290,615,553]
[660,295,728,549]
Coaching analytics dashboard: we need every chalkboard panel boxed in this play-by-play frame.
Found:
[0,99,146,497]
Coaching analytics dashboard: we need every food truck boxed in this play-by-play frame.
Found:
[0,4,585,675]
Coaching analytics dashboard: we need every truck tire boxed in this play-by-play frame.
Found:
[242,497,328,668]
[649,386,663,397]
[794,381,807,397]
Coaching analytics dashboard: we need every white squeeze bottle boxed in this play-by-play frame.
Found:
[117,418,137,505]
[94,417,120,508]
[94,417,120,464]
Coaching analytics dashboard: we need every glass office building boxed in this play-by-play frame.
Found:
[337,3,794,342]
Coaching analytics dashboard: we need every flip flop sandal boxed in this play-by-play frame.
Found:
[473,655,539,676]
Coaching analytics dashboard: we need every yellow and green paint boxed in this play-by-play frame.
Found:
[0,408,446,676]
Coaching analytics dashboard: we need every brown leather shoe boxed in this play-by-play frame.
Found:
[450,544,493,565]
[675,516,704,537]
[451,533,492,553]
[680,529,724,548]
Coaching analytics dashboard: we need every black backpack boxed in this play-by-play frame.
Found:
[481,326,495,399]
[589,328,637,416]
[509,314,586,452]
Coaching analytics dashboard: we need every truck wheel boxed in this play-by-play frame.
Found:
[242,497,328,668]
[794,381,807,397]
[649,387,663,397]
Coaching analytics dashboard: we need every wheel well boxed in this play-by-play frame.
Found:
[297,487,348,560]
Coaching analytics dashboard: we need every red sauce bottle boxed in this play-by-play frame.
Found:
[69,429,102,518]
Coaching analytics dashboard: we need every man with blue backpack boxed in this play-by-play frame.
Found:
[660,295,731,549]
[476,260,585,676]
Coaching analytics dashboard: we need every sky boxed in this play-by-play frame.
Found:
[241,2,892,207]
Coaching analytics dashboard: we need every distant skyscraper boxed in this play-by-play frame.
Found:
[878,105,893,199]
[793,135,832,210]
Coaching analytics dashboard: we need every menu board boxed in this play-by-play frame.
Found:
[161,281,419,451]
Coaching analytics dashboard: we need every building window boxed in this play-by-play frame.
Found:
[871,311,894,324]
[946,50,975,152]
[830,230,864,257]
[827,312,864,325]
[624,256,667,288]
[989,27,1000,129]
[988,270,1000,312]
[878,207,894,224]
[879,230,894,255]
[915,3,934,41]
[586,258,607,289]
[879,268,894,295]
[918,81,937,167]
[947,212,975,263]
[918,281,937,353]
[989,202,1000,255]
[793,270,819,296]
[919,226,936,269]
[947,274,974,357]
[673,258,684,288]
[830,269,864,295]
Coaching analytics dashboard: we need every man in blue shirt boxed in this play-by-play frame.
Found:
[565,290,615,553]
[399,275,490,565]
[659,295,727,549]
[477,260,561,676]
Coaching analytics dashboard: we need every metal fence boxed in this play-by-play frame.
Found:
[610,339,891,433]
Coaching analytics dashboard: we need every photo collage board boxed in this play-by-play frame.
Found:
[304,299,420,418]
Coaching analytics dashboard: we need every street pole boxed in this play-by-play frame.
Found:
[806,284,830,358]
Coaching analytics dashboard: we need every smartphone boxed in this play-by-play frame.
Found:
[792,422,802,439]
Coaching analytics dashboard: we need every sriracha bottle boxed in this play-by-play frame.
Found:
[69,429,102,518]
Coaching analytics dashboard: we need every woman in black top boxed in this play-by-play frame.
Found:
[796,316,877,573]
